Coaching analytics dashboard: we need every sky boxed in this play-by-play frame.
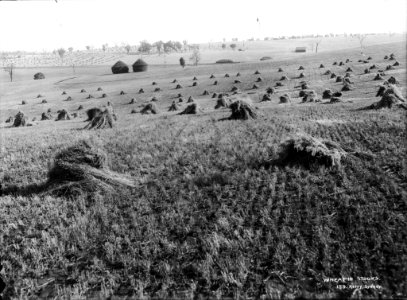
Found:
[0,0,406,51]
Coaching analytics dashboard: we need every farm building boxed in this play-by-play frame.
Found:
[295,47,307,53]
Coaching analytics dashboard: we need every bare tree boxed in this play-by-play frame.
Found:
[356,34,367,54]
[3,63,14,82]
[189,48,201,66]
[315,38,322,53]
[57,48,66,61]
[125,45,131,54]
[102,44,108,52]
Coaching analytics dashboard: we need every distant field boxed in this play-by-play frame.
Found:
[0,37,406,299]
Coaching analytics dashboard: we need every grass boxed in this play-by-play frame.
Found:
[0,37,406,299]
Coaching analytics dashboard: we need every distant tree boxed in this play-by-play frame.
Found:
[154,41,164,55]
[102,44,108,52]
[356,34,367,54]
[182,40,188,51]
[179,57,185,68]
[315,38,322,53]
[189,48,201,66]
[86,45,91,51]
[230,43,237,50]
[139,41,152,53]
[221,43,226,50]
[163,41,177,53]
[3,63,14,82]
[125,45,131,54]
[57,48,66,60]
[174,41,183,52]
[68,47,73,53]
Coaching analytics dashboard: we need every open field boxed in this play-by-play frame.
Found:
[0,36,406,299]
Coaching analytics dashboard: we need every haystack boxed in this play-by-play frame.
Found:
[152,82,157,85]
[172,79,178,83]
[256,77,263,82]
[213,81,218,85]
[234,79,242,83]
[333,61,338,65]
[335,76,343,83]
[203,90,209,95]
[112,60,129,74]
[254,70,261,75]
[339,62,344,66]
[80,89,86,93]
[252,84,259,89]
[374,74,384,80]
[275,82,284,87]
[154,88,161,92]
[236,72,241,77]
[85,108,102,121]
[322,89,333,99]
[376,85,386,97]
[37,94,43,98]
[278,68,283,72]
[266,87,275,94]
[120,91,126,95]
[84,107,115,129]
[179,103,200,115]
[262,94,272,101]
[151,96,158,102]
[332,91,342,97]
[231,86,239,92]
[178,97,184,102]
[224,73,230,77]
[210,74,215,79]
[212,93,218,98]
[13,111,27,127]
[301,83,309,90]
[324,70,331,75]
[86,94,94,99]
[299,73,305,78]
[132,59,148,72]
[346,59,350,63]
[275,135,346,168]
[366,85,406,109]
[298,66,304,70]
[129,98,136,104]
[139,88,145,94]
[367,56,372,60]
[78,105,83,110]
[141,103,158,114]
[341,83,351,91]
[364,68,370,74]
[193,76,198,81]
[280,76,288,81]
[389,54,395,60]
[393,61,400,66]
[228,99,257,120]
[302,91,318,103]
[384,55,389,59]
[62,91,66,95]
[343,77,353,84]
[319,64,325,68]
[97,87,103,91]
[279,94,291,103]
[34,72,45,80]
[65,96,72,101]
[177,93,183,98]
[176,84,183,89]
[101,94,107,98]
[56,109,71,121]
[386,65,394,71]
[192,82,198,87]
[346,67,353,72]
[5,116,14,123]
[387,76,398,84]
[187,96,194,103]
[330,73,337,78]
[47,140,134,195]
[369,64,377,69]
[168,101,179,111]
[330,97,342,103]
[22,100,27,105]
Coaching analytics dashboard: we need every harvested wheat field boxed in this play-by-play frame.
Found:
[0,5,406,299]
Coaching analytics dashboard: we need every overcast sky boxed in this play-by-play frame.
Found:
[0,0,406,51]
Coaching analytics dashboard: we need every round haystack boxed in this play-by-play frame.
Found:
[228,99,258,120]
[21,100,27,105]
[84,107,115,129]
[224,73,230,77]
[56,109,71,121]
[202,90,209,95]
[13,111,27,127]
[168,101,179,111]
[154,87,161,92]
[335,76,343,83]
[139,88,145,94]
[132,59,148,72]
[252,84,259,89]
[364,68,370,74]
[341,83,351,91]
[47,140,134,195]
[330,97,342,103]
[279,94,291,103]
[86,94,94,99]
[298,66,304,70]
[256,77,263,82]
[330,73,337,78]
[275,82,284,87]
[280,75,288,81]
[37,94,43,98]
[339,61,344,66]
[278,68,283,72]
[346,67,353,72]
[111,60,129,74]
[370,64,377,69]
[210,74,215,79]
[236,72,241,77]
[192,82,198,87]
[78,105,83,110]
[386,65,395,71]
[179,103,200,115]
[187,96,194,103]
[275,135,346,168]
[266,87,275,94]
[129,98,136,104]
[213,81,218,85]
[322,89,333,99]
[62,91,66,95]
[323,70,331,75]
[97,87,103,91]
[176,84,183,89]
[141,103,158,114]
[319,64,325,68]
[333,61,338,65]
[151,96,158,102]
[254,70,261,75]
[215,96,231,109]
[234,79,242,83]
[299,73,305,78]
[387,76,398,84]
[262,94,272,101]
[34,72,45,80]
[393,61,400,66]
[212,93,218,98]
[374,74,384,80]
